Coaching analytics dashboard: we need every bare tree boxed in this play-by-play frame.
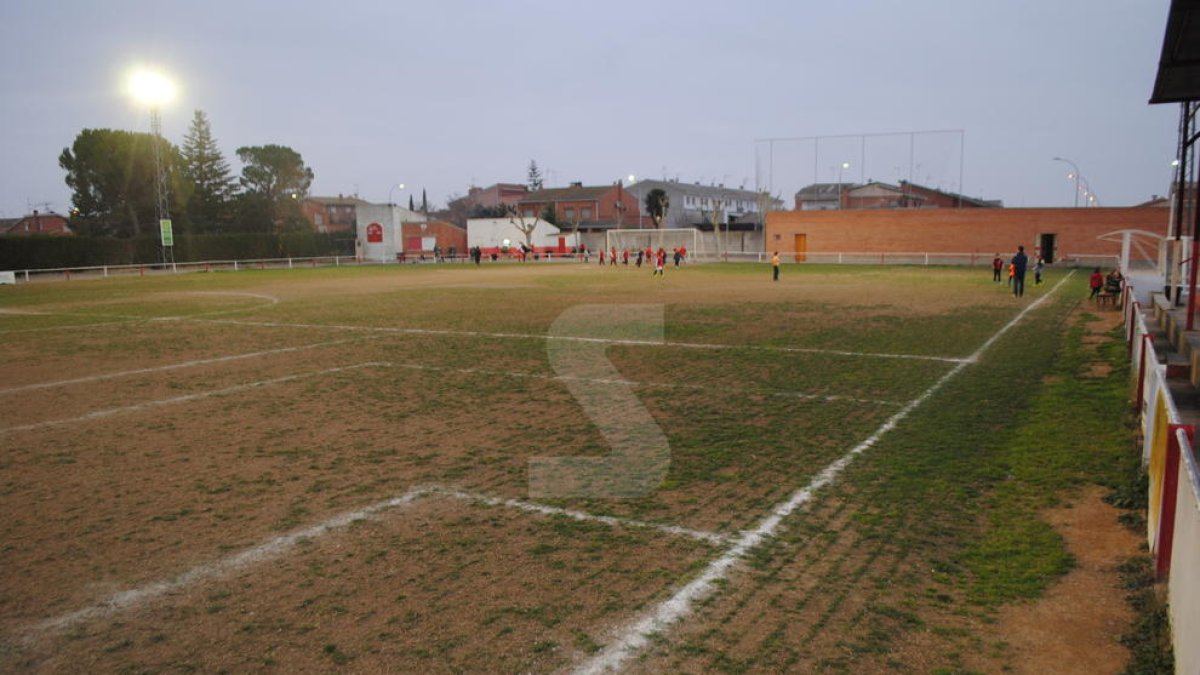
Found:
[506,204,539,249]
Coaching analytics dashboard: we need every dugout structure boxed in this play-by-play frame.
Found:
[606,228,702,260]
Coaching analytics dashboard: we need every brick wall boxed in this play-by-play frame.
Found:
[401,220,467,254]
[765,207,1170,262]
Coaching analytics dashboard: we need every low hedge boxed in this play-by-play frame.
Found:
[0,233,355,270]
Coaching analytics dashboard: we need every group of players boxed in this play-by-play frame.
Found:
[592,246,688,277]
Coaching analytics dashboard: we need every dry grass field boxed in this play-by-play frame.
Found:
[0,262,1140,673]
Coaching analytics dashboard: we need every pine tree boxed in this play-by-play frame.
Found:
[527,160,543,191]
[421,188,428,214]
[409,195,415,211]
[181,110,236,232]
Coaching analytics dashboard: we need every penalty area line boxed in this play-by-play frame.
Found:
[572,272,1074,675]
[187,317,967,364]
[0,337,370,395]
[0,362,389,435]
[23,485,730,639]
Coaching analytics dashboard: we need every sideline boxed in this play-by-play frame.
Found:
[573,273,1075,674]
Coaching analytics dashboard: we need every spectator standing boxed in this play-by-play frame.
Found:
[1011,246,1029,298]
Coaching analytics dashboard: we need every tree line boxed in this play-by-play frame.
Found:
[59,110,314,238]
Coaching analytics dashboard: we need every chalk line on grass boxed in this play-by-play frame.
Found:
[0,337,367,395]
[28,488,428,637]
[188,317,969,364]
[24,484,731,639]
[0,292,280,335]
[388,362,905,407]
[573,274,1074,675]
[429,486,734,545]
[0,362,388,435]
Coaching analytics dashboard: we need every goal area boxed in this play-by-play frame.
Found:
[605,229,704,259]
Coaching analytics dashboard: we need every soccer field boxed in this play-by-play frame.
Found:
[0,262,1109,672]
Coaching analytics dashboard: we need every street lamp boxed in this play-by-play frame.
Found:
[1052,157,1081,208]
[837,161,850,210]
[388,183,406,206]
[127,67,177,262]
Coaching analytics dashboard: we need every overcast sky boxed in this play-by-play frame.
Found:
[0,0,1179,218]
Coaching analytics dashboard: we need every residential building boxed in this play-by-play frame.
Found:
[796,181,1000,210]
[466,183,528,211]
[898,181,1002,208]
[795,183,859,211]
[626,179,772,230]
[843,182,924,209]
[517,182,642,229]
[303,195,367,234]
[1,211,72,236]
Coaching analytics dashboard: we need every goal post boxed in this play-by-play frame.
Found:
[606,228,703,260]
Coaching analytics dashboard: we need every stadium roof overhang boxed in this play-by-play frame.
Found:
[1150,0,1200,104]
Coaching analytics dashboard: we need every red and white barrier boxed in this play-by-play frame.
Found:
[1124,279,1200,674]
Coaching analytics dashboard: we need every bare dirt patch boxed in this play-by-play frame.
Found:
[986,487,1141,675]
[5,495,716,673]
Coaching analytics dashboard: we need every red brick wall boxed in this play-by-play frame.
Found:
[765,207,1169,262]
[401,221,467,254]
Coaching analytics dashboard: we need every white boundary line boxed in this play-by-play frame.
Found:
[2,354,900,437]
[189,317,969,364]
[428,486,734,545]
[27,488,428,636]
[573,273,1075,675]
[0,292,280,335]
[0,338,367,395]
[390,362,905,407]
[0,362,387,435]
[24,484,730,638]
[0,308,143,319]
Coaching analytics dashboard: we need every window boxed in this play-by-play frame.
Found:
[314,213,324,226]
[523,208,534,218]
[581,207,592,220]
[565,207,575,221]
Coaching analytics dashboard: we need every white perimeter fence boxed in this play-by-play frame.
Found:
[0,251,1130,284]
[1124,281,1200,675]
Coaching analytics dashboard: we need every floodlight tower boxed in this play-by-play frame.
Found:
[128,68,177,262]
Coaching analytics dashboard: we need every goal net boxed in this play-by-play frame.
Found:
[606,228,703,260]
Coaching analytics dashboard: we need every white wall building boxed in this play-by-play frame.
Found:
[467,217,563,249]
[355,203,427,262]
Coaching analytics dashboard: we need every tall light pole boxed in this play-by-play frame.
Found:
[837,161,850,209]
[128,67,177,262]
[1052,157,1081,208]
